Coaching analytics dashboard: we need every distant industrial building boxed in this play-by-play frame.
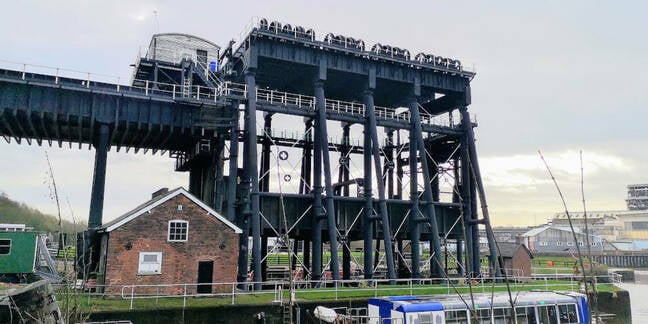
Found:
[522,226,603,253]
[627,184,648,210]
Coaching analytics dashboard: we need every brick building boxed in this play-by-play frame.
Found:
[488,242,533,281]
[96,187,241,295]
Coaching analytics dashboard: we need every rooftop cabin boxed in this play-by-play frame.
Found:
[132,33,222,89]
[146,33,220,66]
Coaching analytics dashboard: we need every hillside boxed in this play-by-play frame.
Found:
[0,192,82,233]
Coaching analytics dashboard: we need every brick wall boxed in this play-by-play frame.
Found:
[103,194,239,295]
[512,248,532,280]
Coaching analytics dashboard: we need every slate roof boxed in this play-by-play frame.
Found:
[488,242,533,259]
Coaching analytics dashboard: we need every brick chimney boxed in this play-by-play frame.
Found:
[151,188,169,199]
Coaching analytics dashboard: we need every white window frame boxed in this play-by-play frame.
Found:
[566,241,573,247]
[556,241,563,246]
[539,241,549,246]
[0,239,11,255]
[168,220,189,242]
[138,252,162,275]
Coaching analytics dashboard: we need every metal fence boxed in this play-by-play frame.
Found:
[55,274,620,311]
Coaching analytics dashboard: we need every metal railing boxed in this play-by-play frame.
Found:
[56,274,620,311]
[0,60,472,129]
[0,59,122,90]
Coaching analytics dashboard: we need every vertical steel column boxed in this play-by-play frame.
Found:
[259,113,272,192]
[258,113,272,283]
[470,178,480,275]
[236,172,251,286]
[261,236,268,282]
[460,133,476,276]
[385,129,395,199]
[408,121,421,279]
[300,118,314,277]
[311,112,324,281]
[188,162,203,199]
[214,135,226,212]
[300,118,313,195]
[396,131,404,199]
[460,106,500,277]
[456,239,465,276]
[303,239,311,271]
[409,99,444,279]
[314,80,340,280]
[363,113,374,279]
[88,123,110,229]
[341,123,351,280]
[226,101,240,222]
[364,90,396,281]
[244,71,262,290]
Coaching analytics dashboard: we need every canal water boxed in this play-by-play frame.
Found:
[617,270,648,323]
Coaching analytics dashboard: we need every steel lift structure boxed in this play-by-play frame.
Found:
[0,18,500,289]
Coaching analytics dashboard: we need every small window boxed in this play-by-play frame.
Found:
[566,242,573,247]
[445,309,469,324]
[515,306,537,324]
[590,242,597,246]
[557,241,563,246]
[418,313,434,324]
[578,241,584,246]
[475,308,491,324]
[138,252,162,275]
[0,239,11,255]
[539,242,549,246]
[558,304,579,323]
[168,220,188,242]
[493,307,513,324]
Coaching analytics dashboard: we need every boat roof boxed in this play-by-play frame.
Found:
[369,291,584,312]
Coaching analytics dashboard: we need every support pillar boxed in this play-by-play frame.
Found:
[364,89,396,281]
[396,131,404,199]
[456,239,465,276]
[408,97,444,279]
[460,105,500,278]
[243,71,262,290]
[214,135,226,212]
[261,236,268,282]
[226,101,240,222]
[340,123,351,280]
[88,123,110,229]
[299,118,313,195]
[303,239,311,271]
[236,171,251,286]
[311,113,324,282]
[460,134,476,276]
[259,113,272,193]
[408,122,421,279]
[314,80,340,280]
[385,129,395,199]
[363,116,374,279]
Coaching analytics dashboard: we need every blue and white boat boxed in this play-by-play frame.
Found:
[367,291,588,323]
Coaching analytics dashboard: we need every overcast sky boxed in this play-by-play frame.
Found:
[0,1,646,227]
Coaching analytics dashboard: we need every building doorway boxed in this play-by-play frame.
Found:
[197,260,214,294]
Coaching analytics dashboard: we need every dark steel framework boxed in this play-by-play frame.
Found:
[0,18,502,287]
